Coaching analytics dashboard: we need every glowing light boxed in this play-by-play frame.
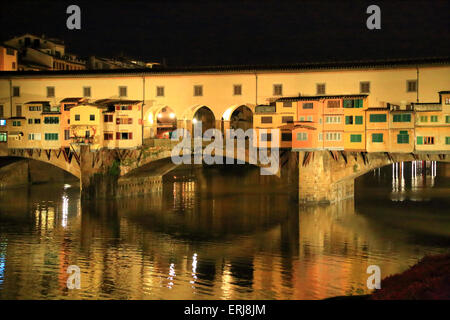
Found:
[192,118,198,124]
[63,184,71,190]
[157,113,163,119]
[169,112,175,119]
[147,113,154,124]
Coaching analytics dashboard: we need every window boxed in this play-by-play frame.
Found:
[104,114,113,122]
[360,82,370,93]
[393,114,411,122]
[307,116,313,122]
[44,133,59,140]
[417,136,423,145]
[397,131,409,144]
[273,84,282,96]
[372,133,383,142]
[75,114,80,121]
[326,132,341,141]
[282,116,294,123]
[345,116,353,124]
[28,119,33,124]
[369,114,387,122]
[0,105,3,118]
[355,116,363,124]
[430,115,438,122]
[233,85,242,96]
[0,120,5,126]
[316,83,326,95]
[34,118,41,124]
[420,116,428,122]
[47,86,55,98]
[156,86,165,97]
[260,133,272,141]
[13,120,21,126]
[318,133,323,141]
[104,133,114,140]
[302,103,313,109]
[28,133,41,141]
[299,116,305,121]
[296,132,307,141]
[116,132,133,140]
[64,130,70,140]
[13,86,20,97]
[16,105,22,117]
[283,101,292,107]
[326,116,341,123]
[116,118,133,125]
[83,86,91,97]
[116,105,133,111]
[28,106,42,112]
[6,48,15,55]
[44,117,59,124]
[424,136,434,145]
[119,86,127,97]
[446,137,450,145]
[446,98,450,105]
[90,114,95,121]
[281,132,292,141]
[446,115,450,123]
[350,134,362,143]
[194,85,203,96]
[261,116,272,124]
[407,80,417,92]
[327,100,340,108]
[0,132,7,142]
[12,62,16,69]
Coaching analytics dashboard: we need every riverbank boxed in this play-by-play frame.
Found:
[327,253,450,300]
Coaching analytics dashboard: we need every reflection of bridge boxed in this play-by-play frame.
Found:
[1,142,449,203]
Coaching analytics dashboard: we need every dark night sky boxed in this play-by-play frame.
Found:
[1,0,449,66]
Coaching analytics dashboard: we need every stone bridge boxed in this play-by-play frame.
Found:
[1,143,449,203]
[298,150,450,204]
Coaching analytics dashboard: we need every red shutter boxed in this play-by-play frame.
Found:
[116,118,120,125]
[116,132,120,140]
[128,105,132,110]
[138,119,142,125]
[129,132,133,140]
[116,105,120,111]
[128,118,132,124]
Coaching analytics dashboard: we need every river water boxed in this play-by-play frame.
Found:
[0,162,449,300]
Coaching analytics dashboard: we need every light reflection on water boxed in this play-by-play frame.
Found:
[0,162,448,300]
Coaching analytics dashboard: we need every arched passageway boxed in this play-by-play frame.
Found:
[192,106,215,137]
[156,107,177,139]
[230,105,253,131]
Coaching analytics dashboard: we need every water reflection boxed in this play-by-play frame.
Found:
[0,163,448,299]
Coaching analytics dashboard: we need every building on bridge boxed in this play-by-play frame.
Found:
[69,99,143,150]
[413,91,450,152]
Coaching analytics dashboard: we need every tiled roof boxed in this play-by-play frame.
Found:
[60,97,85,103]
[276,94,368,102]
[1,57,449,77]
[25,101,50,104]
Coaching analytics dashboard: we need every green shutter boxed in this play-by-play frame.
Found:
[372,133,383,142]
[369,114,386,122]
[350,134,362,143]
[402,114,411,122]
[397,132,409,144]
[343,99,353,108]
[393,114,401,122]
[446,115,450,123]
[417,136,423,145]
[446,137,450,145]
[345,116,352,124]
[431,115,438,122]
[355,116,363,124]
[354,99,363,108]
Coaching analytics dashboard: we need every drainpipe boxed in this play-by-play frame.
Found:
[9,79,12,116]
[142,75,145,146]
[416,65,419,103]
[254,73,258,105]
